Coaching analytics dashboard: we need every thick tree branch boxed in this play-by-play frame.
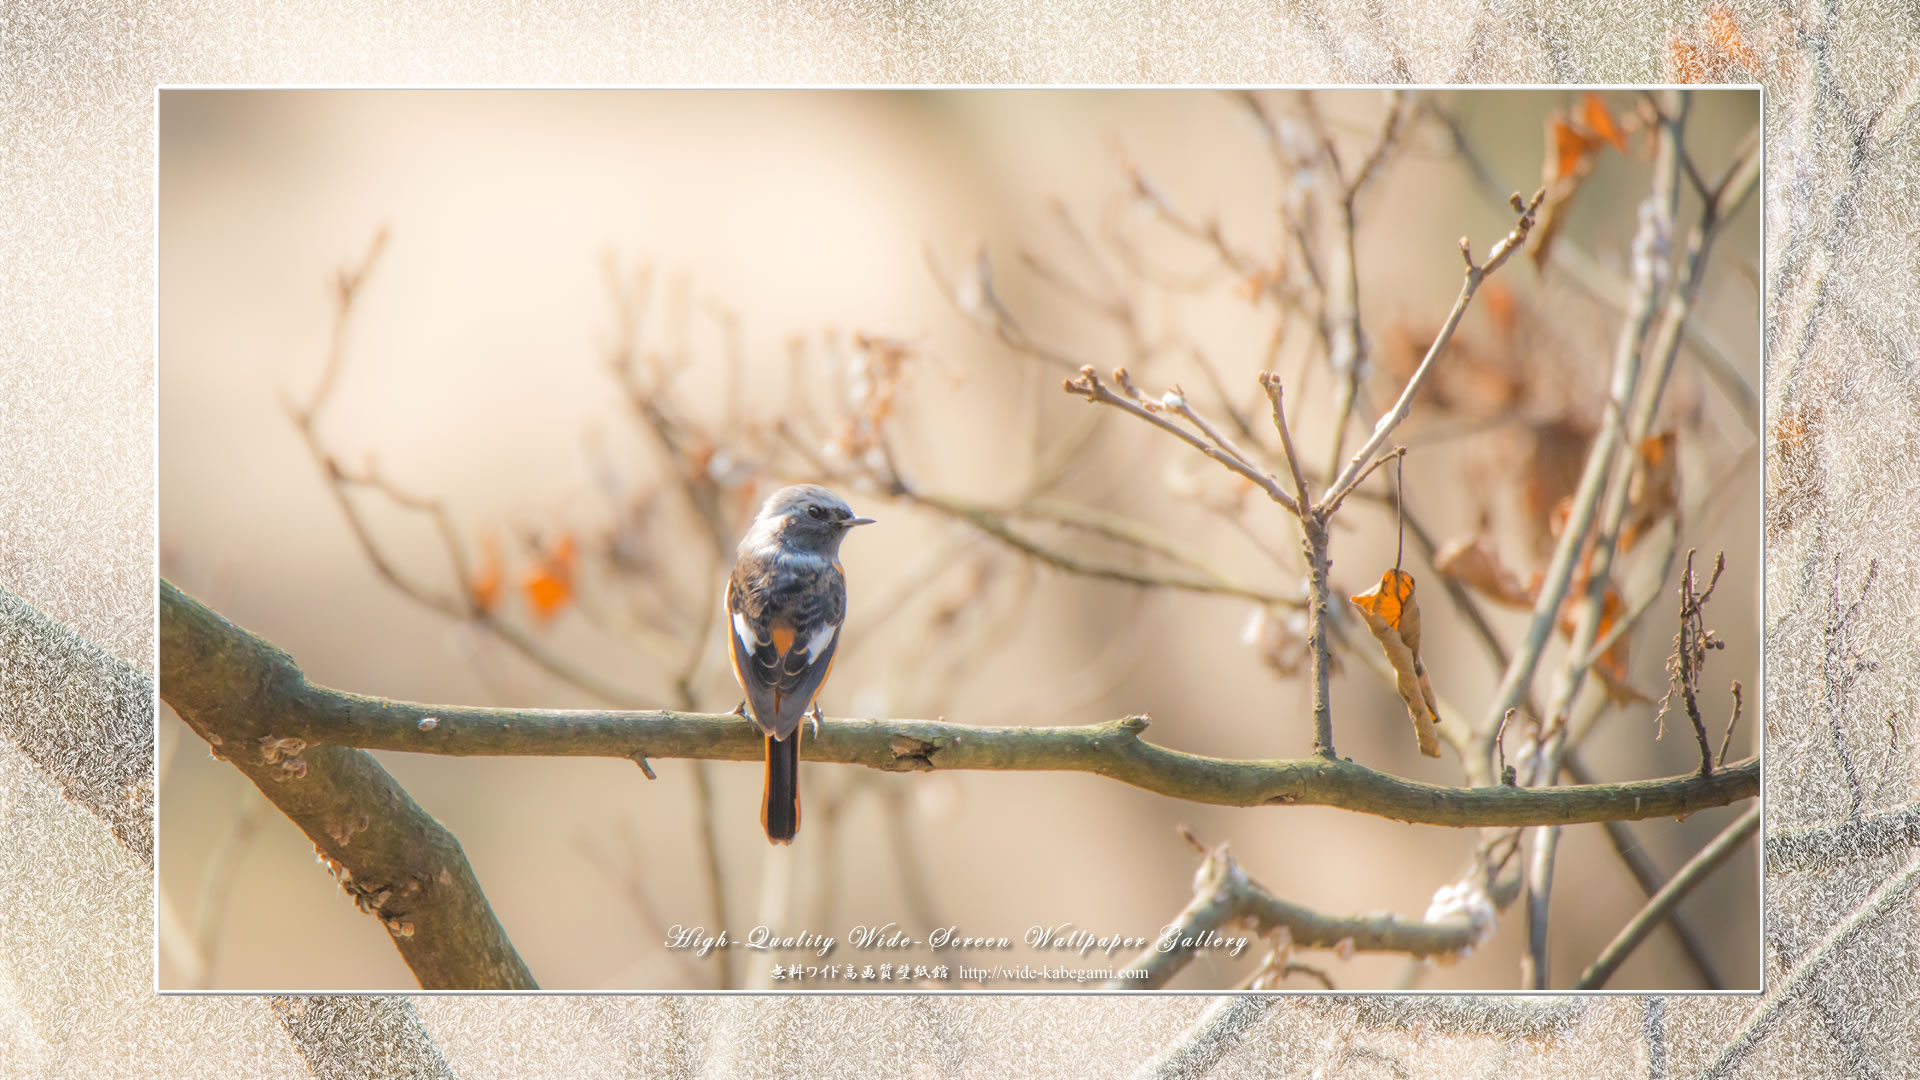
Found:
[1766,799,1920,872]
[159,580,536,991]
[269,997,459,1080]
[161,582,1754,837]
[1126,997,1276,1080]
[0,584,155,867]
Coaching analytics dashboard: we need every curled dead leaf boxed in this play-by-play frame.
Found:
[1434,536,1533,610]
[1349,570,1443,758]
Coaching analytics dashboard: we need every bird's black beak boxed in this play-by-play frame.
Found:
[840,516,876,528]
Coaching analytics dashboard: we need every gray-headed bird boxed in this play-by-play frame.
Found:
[724,485,874,843]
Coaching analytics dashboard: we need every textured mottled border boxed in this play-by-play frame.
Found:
[5,1,1916,1076]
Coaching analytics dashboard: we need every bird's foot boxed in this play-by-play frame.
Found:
[809,702,823,738]
[731,701,750,719]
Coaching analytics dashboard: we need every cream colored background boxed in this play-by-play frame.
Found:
[155,88,1757,993]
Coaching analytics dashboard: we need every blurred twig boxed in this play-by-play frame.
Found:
[1695,849,1920,1080]
[1573,804,1758,989]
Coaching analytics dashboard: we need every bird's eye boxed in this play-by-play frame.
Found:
[807,506,826,519]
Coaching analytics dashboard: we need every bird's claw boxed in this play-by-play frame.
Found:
[731,701,749,719]
[809,703,822,738]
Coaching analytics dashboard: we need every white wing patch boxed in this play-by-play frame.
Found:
[803,623,837,662]
[733,612,761,648]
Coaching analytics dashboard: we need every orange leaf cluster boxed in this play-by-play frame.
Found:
[1668,3,1762,83]
[521,532,578,621]
[1532,93,1633,270]
[1349,570,1442,758]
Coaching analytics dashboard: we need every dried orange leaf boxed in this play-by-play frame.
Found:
[1434,536,1534,609]
[1548,118,1597,183]
[522,531,578,621]
[1559,582,1651,706]
[1349,570,1442,758]
[1669,34,1709,83]
[1583,93,1628,154]
[1706,3,1760,71]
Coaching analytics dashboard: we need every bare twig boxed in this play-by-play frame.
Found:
[1718,682,1744,771]
[1574,805,1759,989]
[1064,367,1301,518]
[1656,550,1729,776]
[1320,187,1543,512]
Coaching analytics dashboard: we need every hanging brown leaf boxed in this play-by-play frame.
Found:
[1583,93,1629,154]
[1349,570,1442,758]
[1434,536,1534,609]
[1619,432,1681,553]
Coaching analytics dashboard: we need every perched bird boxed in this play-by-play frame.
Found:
[724,485,874,843]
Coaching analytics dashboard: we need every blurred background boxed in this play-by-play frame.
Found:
[158,89,1759,992]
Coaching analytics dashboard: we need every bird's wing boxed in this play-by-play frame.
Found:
[726,555,846,739]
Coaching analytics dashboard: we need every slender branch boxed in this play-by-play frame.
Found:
[1107,830,1488,989]
[1574,805,1759,989]
[1476,129,1680,763]
[904,489,1302,608]
[1064,367,1301,517]
[1694,849,1920,1080]
[160,580,537,991]
[1521,826,1562,989]
[1563,751,1724,988]
[1319,187,1543,512]
[191,787,266,988]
